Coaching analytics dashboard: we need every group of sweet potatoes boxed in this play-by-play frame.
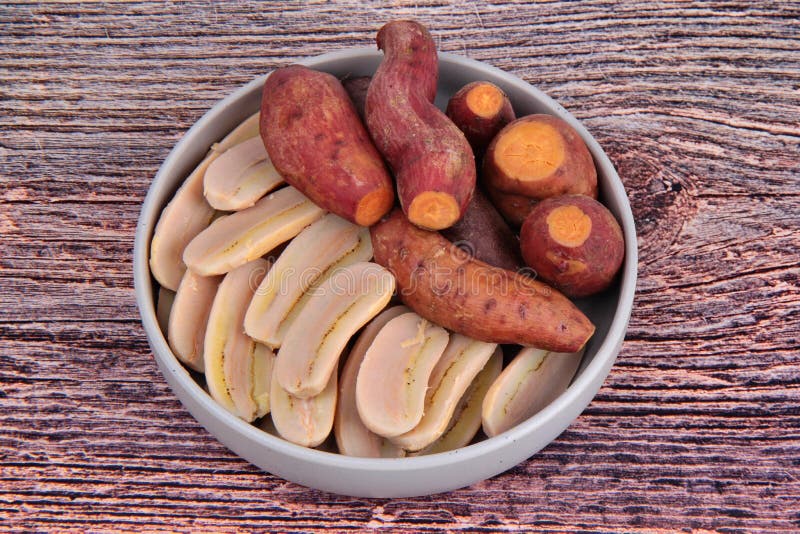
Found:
[260,20,625,354]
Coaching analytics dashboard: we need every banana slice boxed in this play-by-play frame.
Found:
[244,213,373,349]
[183,186,325,276]
[356,312,450,438]
[150,112,259,290]
[275,262,395,398]
[482,347,584,437]
[270,362,337,448]
[204,137,284,211]
[390,335,497,451]
[414,347,502,455]
[168,270,221,372]
[334,306,409,458]
[156,287,175,335]
[204,258,273,422]
[252,342,275,417]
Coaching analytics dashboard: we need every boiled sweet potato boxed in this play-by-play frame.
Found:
[366,20,476,230]
[260,65,394,226]
[342,76,371,121]
[520,194,624,297]
[446,81,515,157]
[441,188,523,271]
[483,182,538,228]
[484,114,597,200]
[370,209,595,353]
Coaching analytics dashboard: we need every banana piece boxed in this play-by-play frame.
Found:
[204,137,284,211]
[275,262,395,399]
[204,258,273,422]
[150,112,260,290]
[356,312,450,438]
[244,213,373,349]
[414,347,502,455]
[390,335,497,451]
[168,270,221,372]
[156,287,175,335]
[252,342,275,417]
[270,362,337,448]
[482,347,584,437]
[334,306,409,458]
[183,185,325,276]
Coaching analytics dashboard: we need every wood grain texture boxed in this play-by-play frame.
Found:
[2,0,799,531]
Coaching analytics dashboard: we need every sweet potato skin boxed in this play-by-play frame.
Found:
[520,195,624,297]
[483,182,538,228]
[260,65,394,226]
[441,189,523,271]
[365,20,475,230]
[446,81,515,157]
[342,76,371,121]
[484,114,597,200]
[371,209,595,353]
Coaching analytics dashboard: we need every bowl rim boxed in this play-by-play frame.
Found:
[133,47,637,473]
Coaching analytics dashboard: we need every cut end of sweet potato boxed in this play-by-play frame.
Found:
[494,121,566,182]
[546,205,593,247]
[354,187,395,227]
[465,83,505,119]
[408,191,461,230]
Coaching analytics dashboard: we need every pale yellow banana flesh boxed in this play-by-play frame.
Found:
[414,347,502,456]
[244,213,373,349]
[335,306,410,458]
[252,343,275,418]
[168,269,221,372]
[156,287,175,335]
[204,258,270,422]
[390,335,497,452]
[270,362,337,448]
[355,312,450,438]
[149,112,259,290]
[204,137,284,211]
[183,186,325,276]
[275,262,395,399]
[482,347,584,437]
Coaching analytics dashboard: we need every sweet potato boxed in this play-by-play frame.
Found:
[520,195,624,297]
[484,114,597,200]
[370,209,595,353]
[342,76,371,121]
[260,65,394,226]
[446,81,515,156]
[483,182,538,228]
[441,188,523,271]
[366,20,476,230]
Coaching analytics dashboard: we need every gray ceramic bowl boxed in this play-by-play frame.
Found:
[133,48,637,498]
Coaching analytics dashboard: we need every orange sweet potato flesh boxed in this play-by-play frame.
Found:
[520,195,625,298]
[441,189,523,272]
[446,81,515,157]
[371,209,595,353]
[365,20,476,231]
[261,65,394,227]
[484,114,597,200]
[483,182,538,228]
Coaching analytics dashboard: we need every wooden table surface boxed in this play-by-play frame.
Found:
[2,1,799,531]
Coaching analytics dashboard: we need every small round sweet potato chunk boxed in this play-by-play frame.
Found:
[446,81,515,156]
[520,195,624,298]
[484,114,597,200]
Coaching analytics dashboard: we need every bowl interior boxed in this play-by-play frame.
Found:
[134,48,637,497]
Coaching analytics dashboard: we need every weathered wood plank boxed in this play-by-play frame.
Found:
[1,0,799,531]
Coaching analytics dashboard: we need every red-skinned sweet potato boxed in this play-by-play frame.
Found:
[483,182,538,228]
[371,209,595,353]
[260,65,394,226]
[342,76,371,121]
[441,189,523,271]
[446,81,515,157]
[484,114,597,200]
[520,195,624,297]
[366,20,476,231]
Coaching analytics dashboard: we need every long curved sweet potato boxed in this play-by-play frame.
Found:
[261,65,394,226]
[365,20,476,230]
[370,209,595,352]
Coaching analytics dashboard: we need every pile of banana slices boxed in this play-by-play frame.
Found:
[151,113,584,457]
